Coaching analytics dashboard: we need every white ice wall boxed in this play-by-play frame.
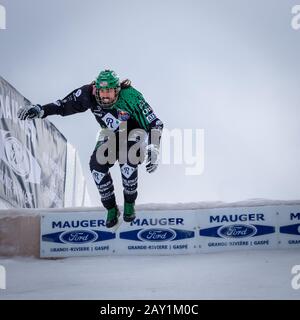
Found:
[64,143,91,207]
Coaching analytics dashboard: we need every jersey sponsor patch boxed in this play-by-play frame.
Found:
[92,170,105,184]
[65,95,73,102]
[146,113,157,123]
[73,89,82,101]
[102,113,121,131]
[121,164,136,179]
[142,105,153,115]
[117,110,130,121]
[138,99,147,109]
[75,89,82,97]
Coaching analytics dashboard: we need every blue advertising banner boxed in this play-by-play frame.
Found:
[197,206,278,252]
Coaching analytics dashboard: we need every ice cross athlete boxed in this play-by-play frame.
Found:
[18,70,164,228]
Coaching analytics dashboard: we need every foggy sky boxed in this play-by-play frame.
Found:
[1,0,300,206]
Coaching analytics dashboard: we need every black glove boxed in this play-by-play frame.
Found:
[17,104,44,120]
[145,144,160,173]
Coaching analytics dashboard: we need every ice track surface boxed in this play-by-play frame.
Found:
[1,249,300,299]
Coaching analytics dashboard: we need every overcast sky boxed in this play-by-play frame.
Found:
[1,0,300,206]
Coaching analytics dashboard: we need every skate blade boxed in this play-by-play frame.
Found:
[111,217,123,232]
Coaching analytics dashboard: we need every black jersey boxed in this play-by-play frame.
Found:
[41,84,164,139]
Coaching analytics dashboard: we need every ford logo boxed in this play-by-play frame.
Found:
[59,230,98,244]
[137,228,176,242]
[217,224,257,238]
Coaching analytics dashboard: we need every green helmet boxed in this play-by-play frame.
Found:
[94,70,120,108]
[95,70,120,90]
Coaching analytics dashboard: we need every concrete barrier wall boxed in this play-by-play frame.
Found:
[0,207,103,257]
[1,200,299,258]
[0,210,40,257]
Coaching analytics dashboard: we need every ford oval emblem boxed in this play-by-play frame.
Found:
[137,228,176,242]
[59,230,98,244]
[217,224,257,238]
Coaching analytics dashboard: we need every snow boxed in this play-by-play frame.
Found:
[1,249,299,300]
